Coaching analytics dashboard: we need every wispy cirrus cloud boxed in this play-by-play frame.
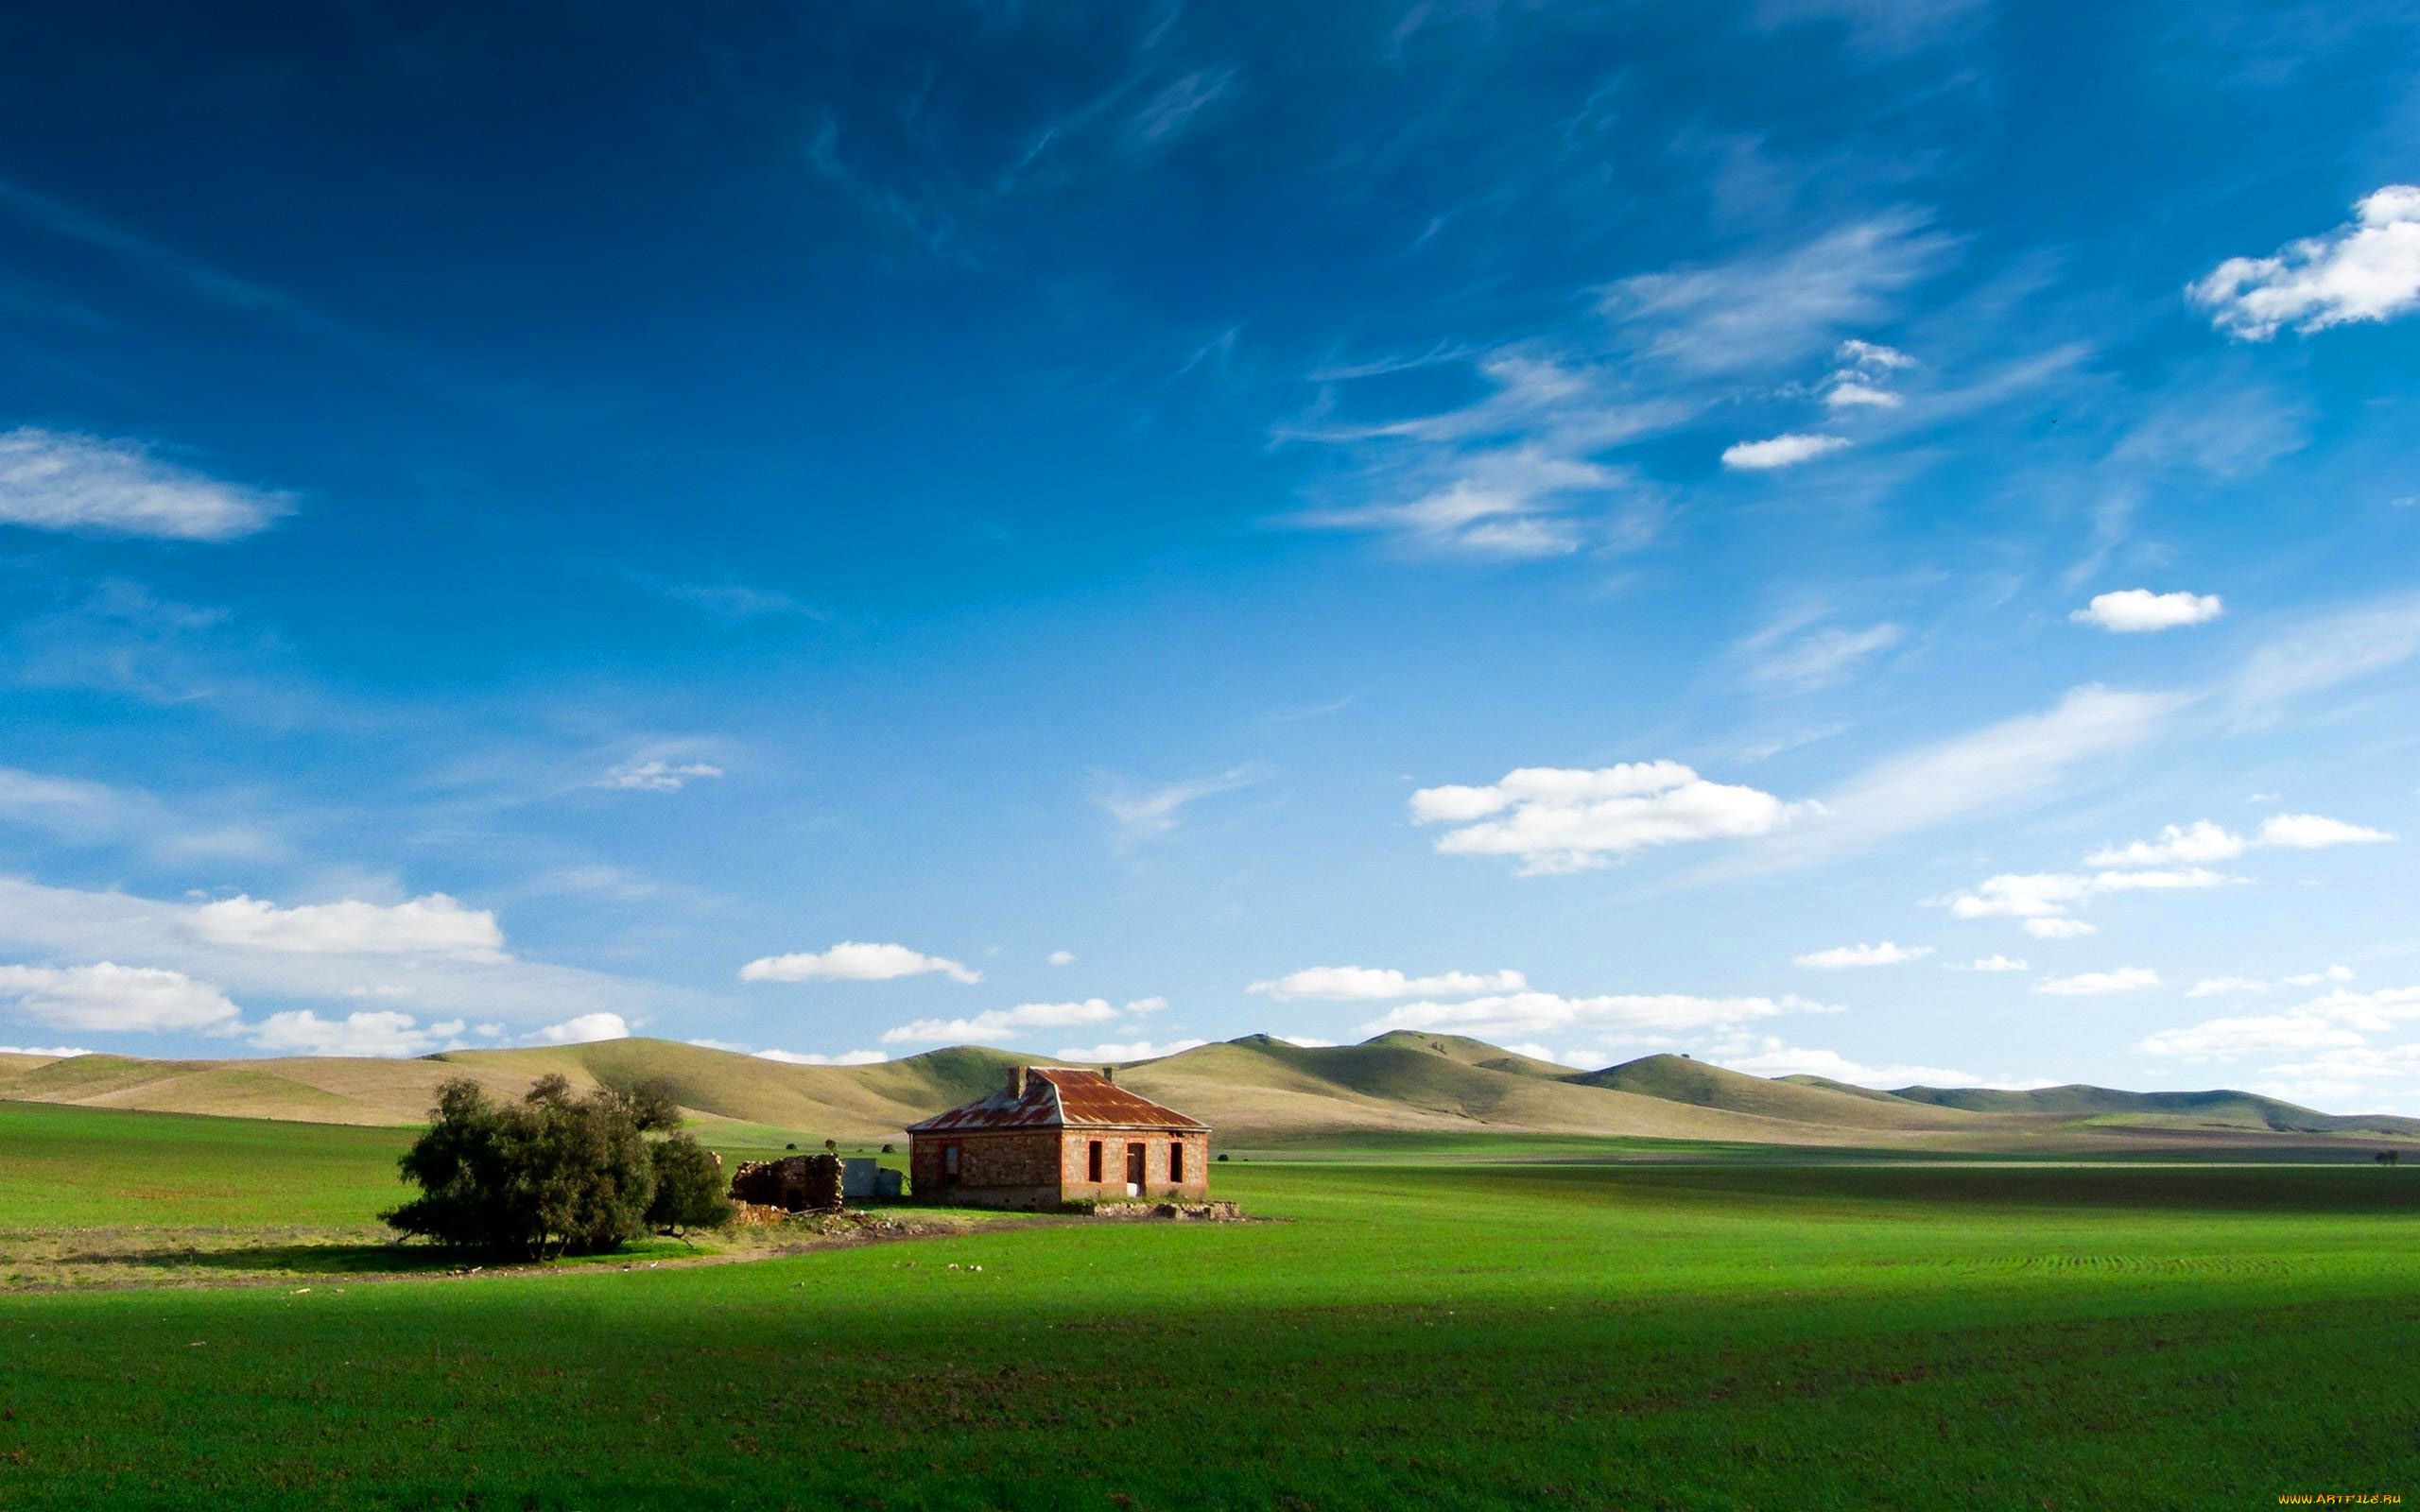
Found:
[0,428,291,541]
[1094,764,1270,846]
[1279,210,1955,560]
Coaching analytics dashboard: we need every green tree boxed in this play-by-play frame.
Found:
[648,1134,735,1242]
[385,1074,669,1259]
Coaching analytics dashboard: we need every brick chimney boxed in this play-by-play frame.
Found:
[1009,1065,1028,1098]
[1101,1064,1115,1083]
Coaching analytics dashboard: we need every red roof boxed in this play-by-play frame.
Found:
[905,1067,1209,1134]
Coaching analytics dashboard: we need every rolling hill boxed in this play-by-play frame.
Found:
[1,1034,2413,1151]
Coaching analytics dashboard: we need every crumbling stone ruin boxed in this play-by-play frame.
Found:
[729,1152,845,1211]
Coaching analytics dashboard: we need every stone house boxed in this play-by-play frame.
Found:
[906,1066,1211,1209]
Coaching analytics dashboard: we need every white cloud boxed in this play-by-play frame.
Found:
[2285,965,2357,987]
[1275,1034,1337,1048]
[0,877,701,1030]
[2022,919,2098,939]
[2189,977,2269,998]
[1053,1039,1209,1062]
[528,1012,631,1045]
[1094,764,1270,845]
[189,894,506,957]
[248,1009,445,1057]
[1824,382,1901,409]
[1360,990,1836,1039]
[1047,950,1078,966]
[2070,589,2224,633]
[2085,820,2246,867]
[0,1044,93,1058]
[2190,185,2420,339]
[1793,941,1931,969]
[1942,867,2236,934]
[1247,966,1529,1001]
[1123,996,1168,1015]
[1959,954,2030,972]
[2141,983,2420,1065]
[2230,592,2420,724]
[1411,761,1807,875]
[0,962,242,1032]
[2036,968,2160,996]
[1733,686,2183,873]
[1737,620,1903,694]
[738,941,981,985]
[880,998,1124,1045]
[2256,813,2394,850]
[752,1047,887,1066]
[1721,433,1852,470]
[0,427,291,541]
[597,760,725,792]
[1715,1041,1983,1088]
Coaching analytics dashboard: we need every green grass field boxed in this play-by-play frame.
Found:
[2,1102,2416,1509]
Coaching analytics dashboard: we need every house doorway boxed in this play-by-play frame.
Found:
[1125,1142,1145,1196]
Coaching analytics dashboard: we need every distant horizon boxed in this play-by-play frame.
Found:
[12,1027,2415,1119]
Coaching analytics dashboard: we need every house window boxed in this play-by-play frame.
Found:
[942,1143,960,1185]
[1169,1142,1184,1182]
[1087,1140,1103,1182]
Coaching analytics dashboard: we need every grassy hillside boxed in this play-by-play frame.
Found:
[1886,1082,2413,1135]
[3,1033,2415,1150]
[1577,1055,1989,1132]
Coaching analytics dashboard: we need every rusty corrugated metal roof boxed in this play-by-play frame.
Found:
[905,1067,1209,1134]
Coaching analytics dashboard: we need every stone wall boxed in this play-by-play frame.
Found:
[729,1152,845,1211]
[908,1127,1212,1207]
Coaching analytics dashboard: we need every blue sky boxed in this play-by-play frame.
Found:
[3,0,2418,1109]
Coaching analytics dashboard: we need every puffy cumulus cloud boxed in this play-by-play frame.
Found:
[2189,977,2269,999]
[190,894,505,957]
[2084,813,2391,868]
[2190,185,2420,339]
[2070,590,2224,633]
[1940,868,2237,933]
[0,962,242,1032]
[1792,941,1930,970]
[1248,966,1528,1002]
[247,1009,450,1057]
[0,1043,93,1058]
[1411,762,1807,875]
[597,760,724,792]
[2023,919,2098,939]
[1053,1039,1209,1062]
[738,941,980,986]
[528,1013,631,1045]
[0,427,291,541]
[1713,1040,1986,1089]
[879,998,1129,1045]
[1957,954,2030,972]
[2257,814,2394,850]
[2287,965,2357,987]
[2086,820,2246,868]
[1721,433,1851,470]
[1820,338,1917,409]
[1276,1035,1339,1048]
[1360,990,1837,1040]
[752,1048,887,1066]
[2036,968,2160,996]
[2143,983,2420,1066]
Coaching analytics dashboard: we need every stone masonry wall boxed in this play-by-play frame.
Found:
[910,1128,1212,1206]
